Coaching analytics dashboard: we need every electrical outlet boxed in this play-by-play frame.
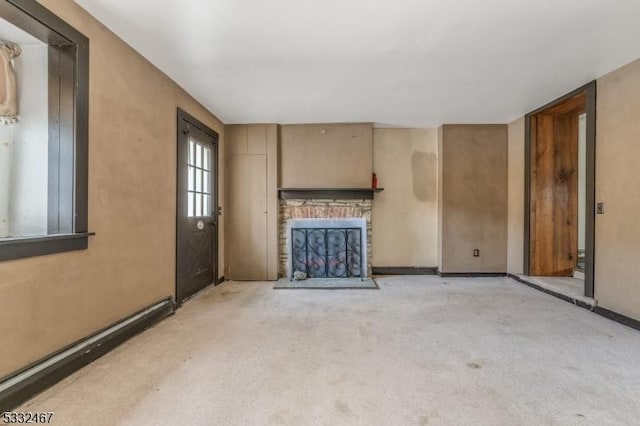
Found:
[473,249,480,257]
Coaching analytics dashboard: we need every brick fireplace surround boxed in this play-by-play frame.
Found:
[279,199,373,278]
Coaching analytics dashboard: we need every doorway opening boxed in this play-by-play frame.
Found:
[524,82,596,297]
[176,109,219,305]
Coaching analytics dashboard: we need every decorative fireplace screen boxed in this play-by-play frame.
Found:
[291,228,363,278]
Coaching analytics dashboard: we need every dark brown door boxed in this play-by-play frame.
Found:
[176,109,218,305]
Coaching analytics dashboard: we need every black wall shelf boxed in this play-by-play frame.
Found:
[278,188,384,200]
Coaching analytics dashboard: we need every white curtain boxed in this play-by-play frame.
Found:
[0,41,19,237]
[0,41,21,124]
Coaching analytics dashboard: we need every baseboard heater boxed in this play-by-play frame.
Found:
[0,298,174,411]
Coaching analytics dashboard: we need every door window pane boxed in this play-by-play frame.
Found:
[203,194,210,216]
[195,144,202,168]
[195,193,202,217]
[203,147,210,170]
[189,140,195,165]
[188,166,195,191]
[203,171,210,193]
[184,136,214,219]
[195,169,202,192]
[187,192,194,217]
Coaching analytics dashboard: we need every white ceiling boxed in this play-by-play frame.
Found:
[75,0,640,127]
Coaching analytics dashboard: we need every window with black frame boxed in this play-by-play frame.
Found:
[0,0,89,261]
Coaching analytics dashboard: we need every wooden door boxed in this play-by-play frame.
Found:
[529,94,585,276]
[227,154,268,280]
[176,110,218,304]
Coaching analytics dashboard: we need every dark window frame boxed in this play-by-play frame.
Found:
[0,0,91,261]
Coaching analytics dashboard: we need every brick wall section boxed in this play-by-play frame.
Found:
[279,199,373,277]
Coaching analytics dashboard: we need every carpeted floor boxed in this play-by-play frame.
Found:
[17,275,640,425]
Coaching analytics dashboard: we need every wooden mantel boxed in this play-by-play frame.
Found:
[277,188,384,200]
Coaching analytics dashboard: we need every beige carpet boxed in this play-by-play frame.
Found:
[17,276,640,425]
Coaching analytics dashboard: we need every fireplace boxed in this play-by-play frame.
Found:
[279,197,373,278]
[288,218,366,278]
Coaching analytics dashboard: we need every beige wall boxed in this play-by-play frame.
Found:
[0,0,225,378]
[504,59,640,320]
[507,118,525,274]
[594,59,640,319]
[438,125,508,273]
[280,123,373,188]
[225,124,278,280]
[372,129,438,267]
